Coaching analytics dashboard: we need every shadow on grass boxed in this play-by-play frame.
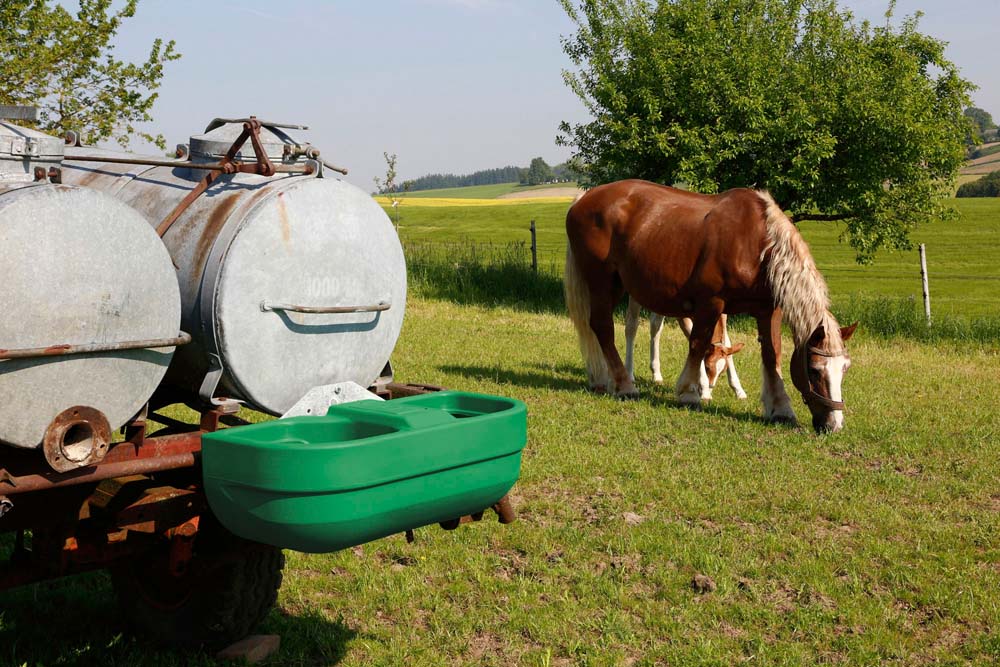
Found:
[0,563,356,666]
[438,362,801,430]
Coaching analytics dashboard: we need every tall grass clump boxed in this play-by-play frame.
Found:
[404,240,564,313]
[833,296,1000,345]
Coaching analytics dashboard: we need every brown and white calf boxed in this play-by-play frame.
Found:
[624,296,747,400]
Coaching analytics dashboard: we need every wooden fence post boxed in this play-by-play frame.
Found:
[919,243,931,325]
[529,220,538,273]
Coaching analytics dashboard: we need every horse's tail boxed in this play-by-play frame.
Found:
[564,239,609,389]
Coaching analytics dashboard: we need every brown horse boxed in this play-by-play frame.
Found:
[564,179,857,433]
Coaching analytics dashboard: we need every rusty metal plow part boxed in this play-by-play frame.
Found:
[0,331,191,361]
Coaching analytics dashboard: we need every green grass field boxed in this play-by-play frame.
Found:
[402,182,577,199]
[392,196,1000,319]
[4,297,997,666]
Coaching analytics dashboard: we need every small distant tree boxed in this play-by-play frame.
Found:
[373,151,399,195]
[525,157,555,185]
[373,152,409,226]
[558,0,975,261]
[965,107,997,143]
[0,0,180,149]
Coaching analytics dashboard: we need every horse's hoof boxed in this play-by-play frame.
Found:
[590,384,608,395]
[768,414,798,426]
[616,390,640,401]
[677,393,703,410]
[735,391,748,400]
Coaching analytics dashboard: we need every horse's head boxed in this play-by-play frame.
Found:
[704,341,744,388]
[790,319,858,433]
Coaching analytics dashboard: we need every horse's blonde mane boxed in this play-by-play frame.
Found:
[757,191,843,350]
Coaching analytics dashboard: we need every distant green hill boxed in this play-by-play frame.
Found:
[402,182,577,199]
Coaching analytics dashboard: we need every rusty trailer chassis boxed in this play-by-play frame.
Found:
[0,383,515,592]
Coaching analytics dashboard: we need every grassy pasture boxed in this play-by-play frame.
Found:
[3,297,997,666]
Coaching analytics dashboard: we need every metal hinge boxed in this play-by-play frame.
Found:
[9,137,40,157]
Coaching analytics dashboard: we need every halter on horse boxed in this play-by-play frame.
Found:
[564,179,857,433]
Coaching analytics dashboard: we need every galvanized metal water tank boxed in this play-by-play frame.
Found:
[62,119,407,415]
[0,115,182,466]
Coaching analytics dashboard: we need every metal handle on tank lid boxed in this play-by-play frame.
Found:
[259,301,391,314]
[0,331,192,360]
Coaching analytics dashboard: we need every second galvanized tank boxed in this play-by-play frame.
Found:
[1,117,181,461]
[62,120,407,415]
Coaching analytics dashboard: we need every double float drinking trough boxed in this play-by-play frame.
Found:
[0,105,526,649]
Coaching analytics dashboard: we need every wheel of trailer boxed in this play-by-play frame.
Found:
[111,520,284,650]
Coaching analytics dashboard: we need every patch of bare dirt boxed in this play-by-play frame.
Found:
[497,186,585,199]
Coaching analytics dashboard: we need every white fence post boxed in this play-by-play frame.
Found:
[919,243,931,325]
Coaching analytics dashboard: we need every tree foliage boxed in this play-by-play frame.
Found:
[373,151,399,196]
[558,0,974,261]
[523,157,555,185]
[964,107,997,143]
[956,171,1000,198]
[400,166,526,192]
[0,0,179,149]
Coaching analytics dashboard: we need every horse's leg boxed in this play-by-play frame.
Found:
[624,296,641,383]
[649,313,665,383]
[720,314,748,399]
[589,281,637,398]
[675,304,722,407]
[677,317,711,399]
[677,316,693,338]
[757,307,796,422]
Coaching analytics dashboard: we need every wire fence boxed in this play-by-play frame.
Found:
[400,236,1000,343]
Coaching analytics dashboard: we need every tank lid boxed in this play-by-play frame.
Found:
[0,121,64,164]
[188,121,295,161]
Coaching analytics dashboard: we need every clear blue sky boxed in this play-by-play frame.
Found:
[104,0,999,190]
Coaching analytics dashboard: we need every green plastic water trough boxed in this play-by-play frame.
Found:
[201,391,527,553]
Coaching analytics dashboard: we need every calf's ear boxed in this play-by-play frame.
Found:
[840,322,859,341]
[726,342,745,355]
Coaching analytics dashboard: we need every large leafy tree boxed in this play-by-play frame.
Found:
[0,0,179,148]
[558,0,974,260]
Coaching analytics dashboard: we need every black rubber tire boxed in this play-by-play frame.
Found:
[111,524,284,650]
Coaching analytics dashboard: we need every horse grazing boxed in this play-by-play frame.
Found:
[624,301,747,400]
[564,179,857,433]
